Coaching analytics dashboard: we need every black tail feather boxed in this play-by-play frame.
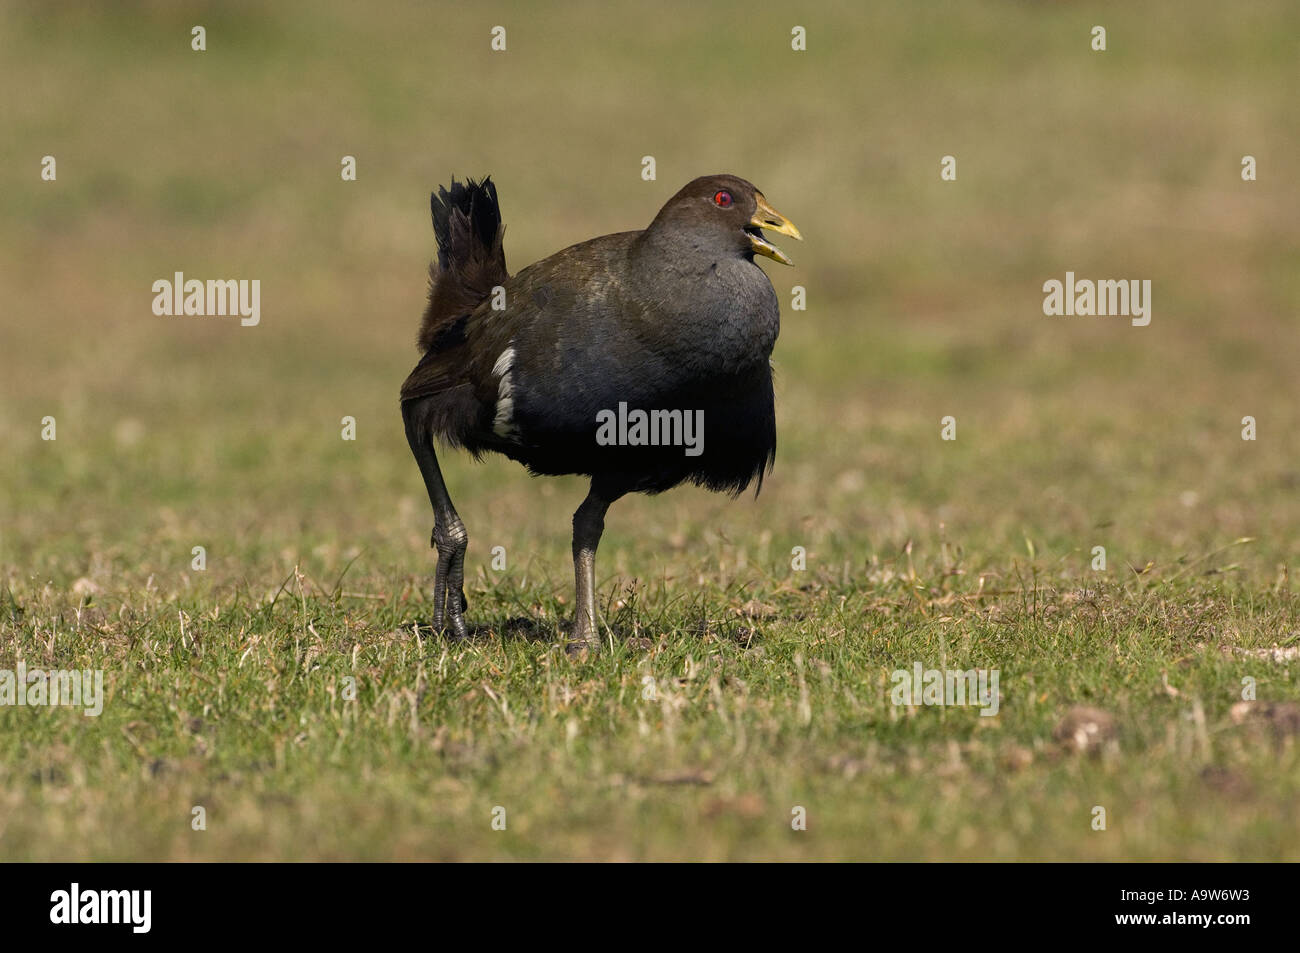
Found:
[431,177,501,270]
[417,176,508,353]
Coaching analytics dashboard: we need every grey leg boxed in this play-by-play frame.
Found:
[404,415,469,640]
[570,481,623,651]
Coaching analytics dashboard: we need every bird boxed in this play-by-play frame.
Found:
[400,173,800,651]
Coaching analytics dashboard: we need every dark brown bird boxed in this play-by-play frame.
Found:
[401,174,800,650]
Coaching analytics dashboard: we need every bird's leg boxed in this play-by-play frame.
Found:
[404,422,469,640]
[570,481,622,652]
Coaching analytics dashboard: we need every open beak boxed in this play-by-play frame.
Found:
[746,193,802,265]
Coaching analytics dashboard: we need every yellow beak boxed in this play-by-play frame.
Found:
[747,193,802,266]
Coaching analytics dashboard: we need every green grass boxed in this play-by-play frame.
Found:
[1,0,1298,860]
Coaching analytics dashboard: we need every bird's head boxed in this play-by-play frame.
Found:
[646,174,802,266]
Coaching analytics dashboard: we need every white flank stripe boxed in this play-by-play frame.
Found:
[492,345,517,438]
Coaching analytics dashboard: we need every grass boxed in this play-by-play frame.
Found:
[1,0,1298,860]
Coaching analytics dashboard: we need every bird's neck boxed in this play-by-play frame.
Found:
[629,229,780,373]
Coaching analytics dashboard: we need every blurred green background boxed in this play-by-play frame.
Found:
[0,1,1297,860]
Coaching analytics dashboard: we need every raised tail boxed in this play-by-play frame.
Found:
[417,176,508,353]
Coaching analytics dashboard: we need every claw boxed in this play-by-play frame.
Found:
[444,582,469,640]
[431,522,469,640]
[568,615,600,654]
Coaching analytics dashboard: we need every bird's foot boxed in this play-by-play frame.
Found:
[566,619,600,655]
[565,639,595,657]
[435,587,470,641]
[431,523,470,640]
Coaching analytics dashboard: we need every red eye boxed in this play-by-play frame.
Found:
[713,190,733,208]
